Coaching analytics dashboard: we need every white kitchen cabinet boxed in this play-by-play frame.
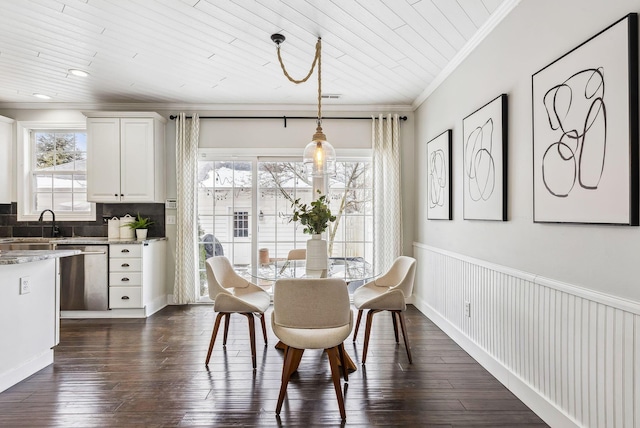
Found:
[0,115,15,204]
[85,112,166,203]
[109,240,166,316]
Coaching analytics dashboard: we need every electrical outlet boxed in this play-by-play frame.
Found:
[20,276,31,295]
[166,215,176,225]
[464,301,471,318]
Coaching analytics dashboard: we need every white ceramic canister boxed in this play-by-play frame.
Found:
[107,217,120,239]
[119,214,135,239]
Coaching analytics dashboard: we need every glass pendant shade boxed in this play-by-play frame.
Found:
[303,139,336,177]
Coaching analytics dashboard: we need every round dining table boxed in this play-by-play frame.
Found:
[245,257,376,372]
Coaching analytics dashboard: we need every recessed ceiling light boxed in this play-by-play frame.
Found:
[68,69,90,77]
[33,93,51,100]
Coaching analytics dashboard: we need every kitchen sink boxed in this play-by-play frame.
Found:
[0,237,110,251]
[0,237,62,251]
[0,242,54,250]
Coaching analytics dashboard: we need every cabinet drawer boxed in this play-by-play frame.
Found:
[110,272,142,286]
[110,244,142,258]
[109,286,142,308]
[110,258,142,272]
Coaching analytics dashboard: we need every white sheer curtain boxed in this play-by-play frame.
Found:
[173,113,199,304]
[373,114,403,273]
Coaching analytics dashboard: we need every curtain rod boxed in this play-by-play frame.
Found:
[169,114,407,128]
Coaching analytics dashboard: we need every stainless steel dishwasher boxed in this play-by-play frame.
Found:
[56,244,109,310]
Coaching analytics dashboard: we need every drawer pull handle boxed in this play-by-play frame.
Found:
[121,296,130,300]
[122,263,130,267]
[122,249,130,253]
[121,277,130,282]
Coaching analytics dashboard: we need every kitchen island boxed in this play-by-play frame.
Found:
[0,249,79,393]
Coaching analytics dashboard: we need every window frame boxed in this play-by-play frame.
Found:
[16,121,96,222]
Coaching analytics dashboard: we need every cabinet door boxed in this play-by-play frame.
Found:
[120,118,155,202]
[87,118,121,202]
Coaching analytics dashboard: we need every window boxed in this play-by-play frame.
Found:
[17,122,95,221]
[234,211,249,237]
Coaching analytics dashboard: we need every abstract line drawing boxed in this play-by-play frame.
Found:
[532,13,638,225]
[541,68,607,198]
[462,94,507,221]
[428,149,446,207]
[426,130,451,220]
[464,118,495,202]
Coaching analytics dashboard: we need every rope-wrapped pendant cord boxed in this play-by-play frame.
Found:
[276,38,323,122]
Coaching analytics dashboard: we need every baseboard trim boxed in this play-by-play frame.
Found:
[0,350,53,394]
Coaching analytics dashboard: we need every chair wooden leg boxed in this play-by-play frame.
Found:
[260,313,268,345]
[397,311,412,364]
[241,313,257,369]
[222,313,231,346]
[205,312,225,365]
[391,311,399,343]
[327,346,347,420]
[352,309,363,341]
[276,347,303,415]
[362,309,381,364]
[338,342,348,382]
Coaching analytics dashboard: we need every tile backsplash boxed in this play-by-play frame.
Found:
[0,203,165,238]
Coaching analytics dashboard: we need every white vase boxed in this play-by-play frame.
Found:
[306,234,328,271]
[135,229,148,240]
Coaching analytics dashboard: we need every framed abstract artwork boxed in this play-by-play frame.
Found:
[532,13,638,225]
[427,129,452,220]
[462,94,508,221]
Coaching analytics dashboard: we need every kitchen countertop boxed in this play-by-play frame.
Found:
[56,237,167,245]
[0,249,82,265]
[0,237,167,245]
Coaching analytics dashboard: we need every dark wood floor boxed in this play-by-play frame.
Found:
[0,305,548,427]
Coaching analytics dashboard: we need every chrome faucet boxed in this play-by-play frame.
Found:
[38,209,60,238]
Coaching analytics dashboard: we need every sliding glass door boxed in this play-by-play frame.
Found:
[197,156,373,300]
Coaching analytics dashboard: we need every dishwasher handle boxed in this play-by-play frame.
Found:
[76,251,107,255]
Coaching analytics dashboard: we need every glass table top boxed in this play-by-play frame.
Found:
[248,257,375,284]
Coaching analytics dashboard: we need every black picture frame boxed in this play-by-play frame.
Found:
[427,129,452,220]
[462,94,508,221]
[531,13,638,225]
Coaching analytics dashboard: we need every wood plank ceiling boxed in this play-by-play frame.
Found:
[0,0,511,108]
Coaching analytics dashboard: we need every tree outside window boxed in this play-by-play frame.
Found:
[31,130,90,214]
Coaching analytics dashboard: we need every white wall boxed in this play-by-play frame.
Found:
[414,0,640,303]
[413,1,640,426]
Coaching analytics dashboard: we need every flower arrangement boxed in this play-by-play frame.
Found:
[290,191,336,235]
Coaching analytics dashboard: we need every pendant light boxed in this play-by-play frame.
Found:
[272,33,336,177]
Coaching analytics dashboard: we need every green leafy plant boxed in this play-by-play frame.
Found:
[290,191,336,235]
[123,213,154,230]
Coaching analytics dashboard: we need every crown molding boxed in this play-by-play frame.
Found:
[412,0,522,110]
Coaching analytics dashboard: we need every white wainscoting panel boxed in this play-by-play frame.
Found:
[412,243,640,428]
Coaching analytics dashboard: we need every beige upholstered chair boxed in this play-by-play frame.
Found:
[205,256,271,370]
[286,248,306,260]
[352,256,417,364]
[271,278,353,420]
